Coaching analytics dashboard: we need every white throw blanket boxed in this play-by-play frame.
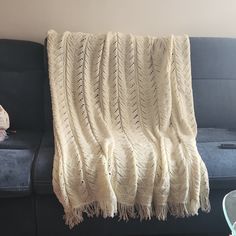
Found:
[47,30,210,228]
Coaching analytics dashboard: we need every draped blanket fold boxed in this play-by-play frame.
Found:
[47,30,210,228]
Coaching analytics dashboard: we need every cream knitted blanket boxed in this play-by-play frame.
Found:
[47,30,210,228]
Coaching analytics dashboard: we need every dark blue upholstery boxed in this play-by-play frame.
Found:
[190,37,236,128]
[197,128,236,189]
[0,131,42,197]
[0,40,44,198]
[0,39,45,236]
[0,39,45,131]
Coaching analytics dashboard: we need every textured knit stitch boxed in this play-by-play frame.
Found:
[47,30,210,228]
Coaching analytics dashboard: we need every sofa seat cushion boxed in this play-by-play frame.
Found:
[197,128,236,190]
[33,128,236,195]
[0,131,42,197]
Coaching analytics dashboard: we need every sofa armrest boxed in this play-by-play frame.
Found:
[33,132,54,195]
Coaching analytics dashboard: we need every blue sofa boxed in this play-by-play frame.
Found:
[0,37,235,236]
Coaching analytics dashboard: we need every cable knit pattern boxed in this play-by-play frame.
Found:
[47,30,210,228]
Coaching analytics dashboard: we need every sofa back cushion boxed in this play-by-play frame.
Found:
[191,37,236,128]
[0,39,45,131]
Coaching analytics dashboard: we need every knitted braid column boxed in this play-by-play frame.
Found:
[170,35,210,214]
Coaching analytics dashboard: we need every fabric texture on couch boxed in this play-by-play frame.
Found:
[0,131,42,197]
[197,128,236,189]
[0,39,46,236]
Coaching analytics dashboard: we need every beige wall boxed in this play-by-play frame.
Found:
[0,0,236,43]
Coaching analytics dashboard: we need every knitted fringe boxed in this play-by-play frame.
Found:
[64,195,210,229]
[200,194,211,213]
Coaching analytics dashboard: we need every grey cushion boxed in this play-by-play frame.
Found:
[197,128,236,189]
[0,131,42,197]
[0,149,35,197]
[190,37,236,128]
